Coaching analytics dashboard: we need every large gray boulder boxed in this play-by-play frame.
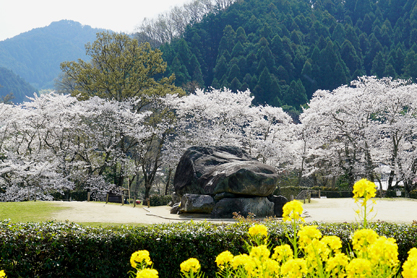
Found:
[211,197,274,218]
[267,195,288,217]
[179,194,215,213]
[173,146,278,197]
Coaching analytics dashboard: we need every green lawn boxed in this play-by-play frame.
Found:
[0,201,66,222]
[0,201,148,227]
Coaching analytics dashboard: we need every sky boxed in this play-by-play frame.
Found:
[0,0,192,41]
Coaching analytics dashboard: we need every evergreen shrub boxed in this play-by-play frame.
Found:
[51,190,88,201]
[1,220,416,277]
[150,195,172,206]
[409,190,417,199]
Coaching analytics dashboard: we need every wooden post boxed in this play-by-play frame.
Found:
[106,193,109,204]
[87,192,91,202]
[318,190,321,198]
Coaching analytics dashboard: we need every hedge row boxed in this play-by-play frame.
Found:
[149,195,172,206]
[1,220,417,277]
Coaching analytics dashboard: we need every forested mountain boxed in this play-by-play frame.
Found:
[0,67,38,103]
[0,20,106,89]
[149,0,417,110]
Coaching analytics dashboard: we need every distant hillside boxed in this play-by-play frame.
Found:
[0,67,38,103]
[0,20,106,89]
[150,0,417,109]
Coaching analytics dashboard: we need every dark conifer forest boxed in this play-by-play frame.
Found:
[153,0,417,111]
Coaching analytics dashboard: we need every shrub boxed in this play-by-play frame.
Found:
[51,190,88,201]
[385,189,406,198]
[1,220,417,277]
[150,194,172,206]
[321,191,353,198]
[410,190,417,199]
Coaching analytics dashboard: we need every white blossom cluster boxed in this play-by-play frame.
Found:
[1,76,416,201]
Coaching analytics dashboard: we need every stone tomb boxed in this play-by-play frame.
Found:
[171,146,287,218]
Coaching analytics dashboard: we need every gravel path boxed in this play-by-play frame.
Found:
[48,198,417,224]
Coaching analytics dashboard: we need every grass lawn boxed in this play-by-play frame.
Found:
[0,201,66,222]
[0,201,148,228]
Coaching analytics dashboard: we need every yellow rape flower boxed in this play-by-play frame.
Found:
[346,258,372,277]
[281,258,307,278]
[353,178,376,203]
[231,254,251,269]
[263,258,280,275]
[248,224,268,238]
[215,250,234,269]
[282,200,305,222]
[352,229,379,253]
[326,253,349,277]
[304,239,330,265]
[0,270,6,278]
[136,268,159,278]
[231,254,257,275]
[368,236,399,268]
[249,245,271,262]
[321,235,343,253]
[180,258,201,273]
[297,225,322,249]
[402,248,417,278]
[131,250,152,269]
[271,244,293,262]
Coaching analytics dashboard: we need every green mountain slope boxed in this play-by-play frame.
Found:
[0,20,106,89]
[155,0,417,109]
[0,67,38,103]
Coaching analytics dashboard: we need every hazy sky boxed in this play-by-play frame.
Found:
[0,0,192,41]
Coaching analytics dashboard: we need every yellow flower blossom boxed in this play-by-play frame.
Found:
[402,248,417,278]
[346,258,372,277]
[249,245,270,261]
[215,250,234,269]
[353,178,376,203]
[281,258,307,278]
[136,268,159,278]
[271,244,293,262]
[352,229,379,253]
[321,235,343,253]
[297,225,322,249]
[0,270,6,278]
[131,250,152,269]
[282,200,305,222]
[180,258,201,273]
[326,253,349,277]
[248,224,268,238]
[368,236,399,267]
[304,239,330,264]
[263,258,280,275]
[231,254,251,270]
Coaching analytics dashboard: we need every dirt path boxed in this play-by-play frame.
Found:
[49,201,175,224]
[303,198,417,223]
[48,198,417,224]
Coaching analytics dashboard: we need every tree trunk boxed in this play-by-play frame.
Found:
[164,168,173,195]
[144,183,152,201]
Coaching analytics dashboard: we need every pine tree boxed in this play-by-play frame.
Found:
[228,64,241,82]
[213,55,228,80]
[230,77,242,92]
[403,50,417,80]
[341,40,361,77]
[284,79,307,108]
[371,51,386,78]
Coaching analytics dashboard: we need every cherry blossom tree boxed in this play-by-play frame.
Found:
[0,93,152,201]
[300,76,417,191]
[162,88,297,173]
